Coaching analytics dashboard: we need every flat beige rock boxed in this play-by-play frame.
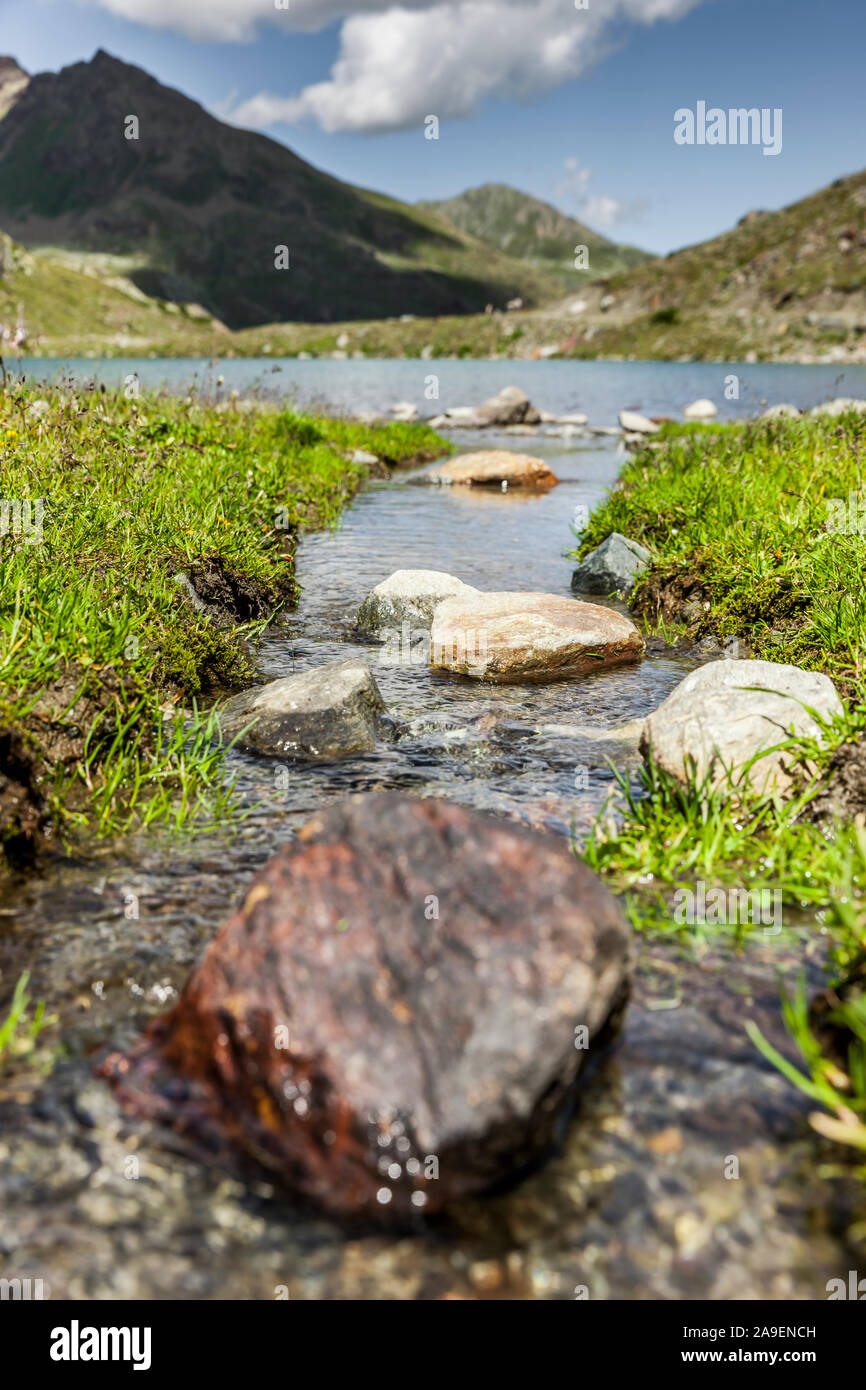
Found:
[430,451,559,489]
[430,591,644,683]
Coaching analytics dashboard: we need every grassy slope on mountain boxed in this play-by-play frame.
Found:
[0,51,561,330]
[0,233,223,355]
[551,167,866,361]
[420,183,652,287]
[6,165,866,365]
[240,169,866,364]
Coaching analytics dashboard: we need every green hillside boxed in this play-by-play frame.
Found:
[421,183,653,287]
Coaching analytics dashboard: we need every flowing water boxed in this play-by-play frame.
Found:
[1,360,864,1300]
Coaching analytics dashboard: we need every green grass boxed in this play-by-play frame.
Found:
[573,413,866,924]
[0,382,445,855]
[573,413,866,691]
[749,984,866,1172]
[573,412,866,1174]
[0,971,56,1064]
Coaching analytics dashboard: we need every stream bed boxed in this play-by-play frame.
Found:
[2,362,865,1300]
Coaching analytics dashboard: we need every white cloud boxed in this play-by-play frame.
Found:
[580,193,649,227]
[556,158,649,229]
[80,0,706,132]
[79,0,453,41]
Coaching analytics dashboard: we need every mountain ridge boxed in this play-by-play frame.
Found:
[420,183,653,287]
[0,50,565,327]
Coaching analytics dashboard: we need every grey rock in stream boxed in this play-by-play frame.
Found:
[216,658,386,759]
[475,385,542,427]
[571,533,651,596]
[641,658,843,796]
[357,568,480,638]
[427,386,543,431]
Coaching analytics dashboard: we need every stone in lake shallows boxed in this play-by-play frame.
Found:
[357,569,480,637]
[216,658,385,759]
[761,403,800,419]
[810,398,866,418]
[475,384,542,427]
[430,450,558,489]
[640,659,843,796]
[426,386,542,430]
[618,410,659,434]
[429,591,645,683]
[571,533,651,596]
[683,398,718,420]
[100,792,632,1220]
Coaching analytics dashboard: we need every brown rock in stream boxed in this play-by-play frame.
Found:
[430,591,645,683]
[100,793,631,1221]
[430,450,558,489]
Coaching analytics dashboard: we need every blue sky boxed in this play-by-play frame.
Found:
[1,0,864,254]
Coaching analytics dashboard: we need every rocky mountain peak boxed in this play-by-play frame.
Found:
[0,57,29,120]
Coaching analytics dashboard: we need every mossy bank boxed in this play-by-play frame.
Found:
[0,383,445,863]
[573,412,866,1166]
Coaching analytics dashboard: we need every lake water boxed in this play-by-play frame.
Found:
[14,354,866,422]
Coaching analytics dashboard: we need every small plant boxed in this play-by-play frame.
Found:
[747,980,866,1167]
[0,972,56,1064]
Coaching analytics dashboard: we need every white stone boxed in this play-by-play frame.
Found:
[683,398,718,420]
[618,410,659,434]
[640,659,843,796]
[430,591,644,683]
[810,398,866,418]
[357,569,480,637]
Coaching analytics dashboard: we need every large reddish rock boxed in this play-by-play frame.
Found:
[101,793,631,1220]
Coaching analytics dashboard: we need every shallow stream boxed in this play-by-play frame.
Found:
[2,360,864,1299]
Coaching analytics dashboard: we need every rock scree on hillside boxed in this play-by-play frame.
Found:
[429,451,559,489]
[430,591,645,682]
[216,658,386,760]
[99,792,633,1221]
[640,659,843,796]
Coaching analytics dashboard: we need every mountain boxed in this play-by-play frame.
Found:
[420,184,653,287]
[0,58,28,120]
[0,51,561,329]
[533,166,866,360]
[219,168,866,365]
